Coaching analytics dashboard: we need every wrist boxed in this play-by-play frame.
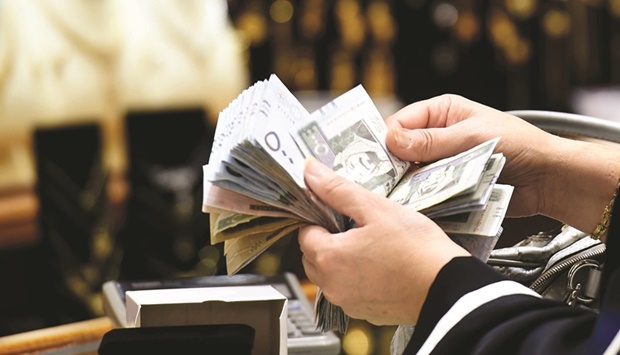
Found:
[541,137,620,235]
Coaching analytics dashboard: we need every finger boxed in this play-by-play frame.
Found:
[386,124,486,163]
[384,95,487,162]
[297,224,330,259]
[385,94,474,130]
[304,157,386,226]
[298,224,331,286]
[301,253,319,286]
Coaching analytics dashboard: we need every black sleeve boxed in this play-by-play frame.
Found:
[404,190,620,355]
[404,256,620,355]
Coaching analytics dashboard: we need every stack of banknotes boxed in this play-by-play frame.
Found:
[202,74,514,333]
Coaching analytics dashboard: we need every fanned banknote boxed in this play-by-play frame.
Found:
[202,74,514,334]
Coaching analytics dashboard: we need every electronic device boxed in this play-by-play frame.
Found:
[102,272,341,354]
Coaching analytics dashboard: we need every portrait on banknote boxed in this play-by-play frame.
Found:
[389,163,460,206]
[331,122,397,195]
[298,120,402,196]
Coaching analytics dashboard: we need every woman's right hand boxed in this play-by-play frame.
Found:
[384,94,620,234]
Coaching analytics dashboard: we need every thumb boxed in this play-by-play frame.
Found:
[304,157,386,226]
[386,125,480,163]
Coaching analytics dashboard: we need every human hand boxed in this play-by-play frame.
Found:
[384,94,620,232]
[299,158,469,326]
[385,94,559,218]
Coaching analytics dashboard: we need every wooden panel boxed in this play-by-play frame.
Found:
[0,317,115,355]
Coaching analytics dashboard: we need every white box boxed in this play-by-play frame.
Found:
[125,285,287,355]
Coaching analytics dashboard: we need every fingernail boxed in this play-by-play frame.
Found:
[392,128,413,149]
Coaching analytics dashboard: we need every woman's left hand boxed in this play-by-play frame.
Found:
[298,158,469,326]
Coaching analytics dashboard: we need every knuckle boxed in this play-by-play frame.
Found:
[414,129,435,158]
[435,94,468,118]
[314,245,336,270]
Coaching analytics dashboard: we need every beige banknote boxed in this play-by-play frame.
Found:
[224,222,304,275]
[210,212,301,245]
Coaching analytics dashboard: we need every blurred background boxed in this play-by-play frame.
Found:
[0,0,619,354]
